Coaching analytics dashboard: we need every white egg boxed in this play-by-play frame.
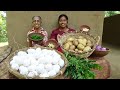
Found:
[19,66,28,75]
[41,49,50,55]
[35,64,45,74]
[38,58,46,64]
[41,49,48,52]
[17,51,27,56]
[58,59,65,68]
[52,51,61,58]
[10,59,16,65]
[28,65,36,72]
[27,49,36,54]
[34,54,41,60]
[15,58,23,65]
[39,73,49,78]
[12,55,19,60]
[36,48,41,52]
[20,56,28,60]
[23,60,31,67]
[53,65,60,73]
[11,63,19,70]
[19,66,26,71]
[44,58,51,64]
[28,72,35,78]
[28,54,35,58]
[44,64,53,72]
[37,58,43,64]
[30,59,38,66]
[48,70,56,77]
[52,59,59,65]
[32,71,38,76]
[46,56,53,63]
[39,68,47,74]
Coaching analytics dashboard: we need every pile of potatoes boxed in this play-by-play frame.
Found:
[63,36,93,54]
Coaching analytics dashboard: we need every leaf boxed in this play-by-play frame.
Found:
[64,52,101,79]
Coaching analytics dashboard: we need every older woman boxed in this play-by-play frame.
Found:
[50,14,76,52]
[27,16,48,47]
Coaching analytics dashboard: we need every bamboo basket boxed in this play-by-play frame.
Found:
[57,32,100,58]
[6,46,68,79]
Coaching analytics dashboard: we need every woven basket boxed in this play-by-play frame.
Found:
[28,33,44,44]
[57,32,100,58]
[6,46,68,79]
[44,39,59,49]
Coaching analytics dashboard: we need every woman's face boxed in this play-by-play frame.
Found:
[32,16,41,29]
[58,16,68,28]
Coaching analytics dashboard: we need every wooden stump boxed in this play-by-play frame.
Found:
[88,56,111,79]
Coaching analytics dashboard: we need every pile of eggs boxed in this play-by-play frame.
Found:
[10,48,65,78]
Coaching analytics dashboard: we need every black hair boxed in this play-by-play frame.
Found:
[58,14,68,22]
[32,16,41,20]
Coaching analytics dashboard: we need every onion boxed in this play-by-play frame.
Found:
[96,45,101,50]
[101,47,106,51]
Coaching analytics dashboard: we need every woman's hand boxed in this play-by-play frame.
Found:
[57,34,61,39]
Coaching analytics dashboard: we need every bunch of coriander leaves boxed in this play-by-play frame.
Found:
[64,52,102,79]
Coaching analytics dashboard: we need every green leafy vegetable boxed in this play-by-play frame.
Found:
[64,52,102,79]
[31,34,43,41]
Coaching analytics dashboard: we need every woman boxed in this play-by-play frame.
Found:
[50,14,76,52]
[27,16,48,47]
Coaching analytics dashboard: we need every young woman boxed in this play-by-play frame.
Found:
[50,14,76,52]
[27,16,48,47]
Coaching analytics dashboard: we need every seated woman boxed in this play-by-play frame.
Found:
[27,16,48,47]
[50,14,76,52]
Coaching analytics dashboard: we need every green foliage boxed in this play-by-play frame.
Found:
[105,11,120,17]
[0,11,7,42]
[31,34,44,41]
[64,52,102,79]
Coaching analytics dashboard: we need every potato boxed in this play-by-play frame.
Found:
[82,38,87,46]
[78,39,83,44]
[87,40,92,47]
[83,46,92,52]
[78,36,84,39]
[69,50,75,53]
[87,40,92,44]
[78,39,86,46]
[69,45,76,50]
[78,50,83,53]
[77,44,85,50]
[75,48,79,52]
[67,41,73,46]
[63,43,70,50]
[73,40,79,46]
[67,37,75,42]
[87,43,92,47]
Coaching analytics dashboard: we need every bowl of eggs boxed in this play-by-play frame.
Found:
[91,45,110,57]
[6,46,68,79]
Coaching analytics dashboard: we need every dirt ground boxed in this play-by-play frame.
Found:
[103,43,120,79]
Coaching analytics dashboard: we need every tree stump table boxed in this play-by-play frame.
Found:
[88,56,111,79]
